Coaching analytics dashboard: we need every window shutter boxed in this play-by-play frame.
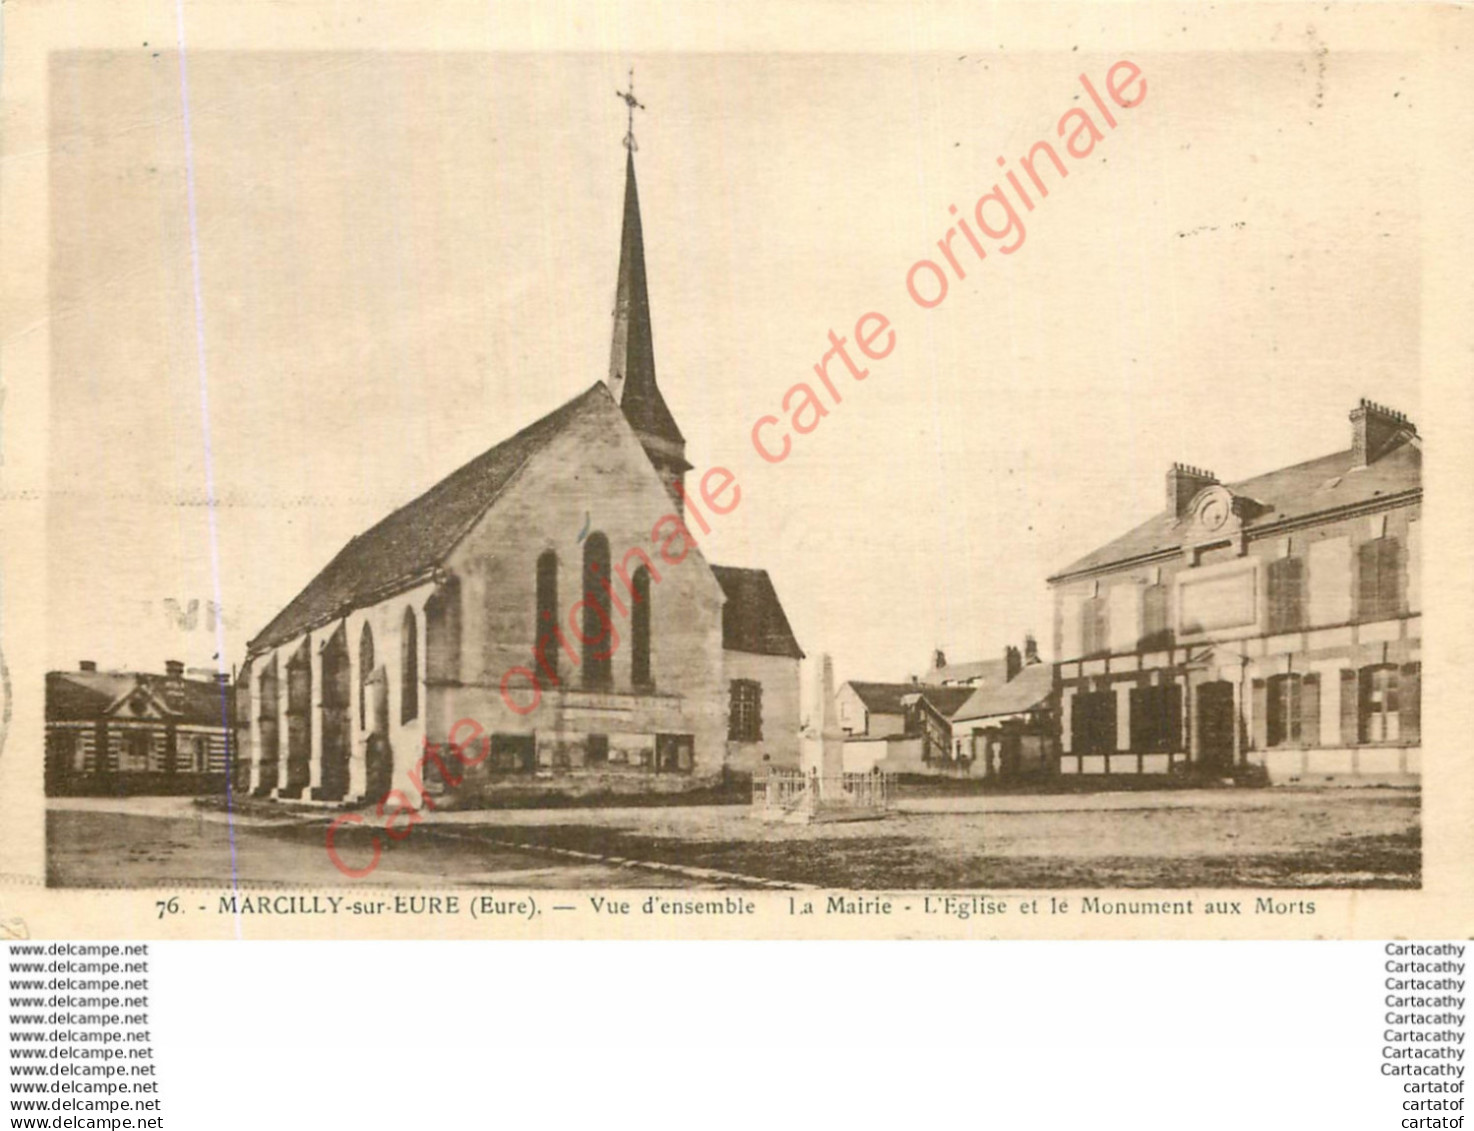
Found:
[1357,541,1379,621]
[1287,557,1307,631]
[754,682,764,742]
[1268,559,1305,634]
[1252,679,1268,750]
[1267,561,1283,634]
[1167,684,1183,751]
[1340,669,1359,745]
[1288,677,1303,744]
[1407,520,1421,613]
[1100,692,1117,756]
[1301,674,1321,747]
[1142,585,1170,651]
[1269,557,1307,633]
[1357,538,1402,621]
[1384,537,1404,617]
[1401,663,1420,745]
[1129,687,1146,750]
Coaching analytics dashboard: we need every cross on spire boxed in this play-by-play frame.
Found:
[615,67,645,151]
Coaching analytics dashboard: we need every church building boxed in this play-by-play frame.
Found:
[237,137,802,806]
[1049,399,1421,784]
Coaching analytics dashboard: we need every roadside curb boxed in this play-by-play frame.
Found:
[423,826,816,891]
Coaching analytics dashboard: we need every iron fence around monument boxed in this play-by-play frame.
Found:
[751,768,895,811]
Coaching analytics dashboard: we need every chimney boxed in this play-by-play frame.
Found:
[1166,463,1217,517]
[1023,634,1039,666]
[161,660,186,711]
[1004,645,1022,682]
[78,660,97,673]
[1350,398,1416,467]
[932,649,947,672]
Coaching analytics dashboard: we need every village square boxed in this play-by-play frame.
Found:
[42,60,1421,892]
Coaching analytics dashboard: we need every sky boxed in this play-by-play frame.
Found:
[46,48,1420,686]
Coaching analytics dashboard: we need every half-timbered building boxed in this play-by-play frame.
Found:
[1049,399,1421,783]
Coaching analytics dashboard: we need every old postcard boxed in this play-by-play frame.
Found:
[1,0,1471,939]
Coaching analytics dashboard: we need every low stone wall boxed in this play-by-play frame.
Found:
[1055,747,1420,787]
[1250,746,1420,786]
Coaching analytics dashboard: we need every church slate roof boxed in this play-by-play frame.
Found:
[248,384,611,653]
[710,566,805,660]
[1049,438,1421,583]
[608,151,684,447]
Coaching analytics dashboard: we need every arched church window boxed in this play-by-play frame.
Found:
[536,550,559,686]
[582,533,613,690]
[358,623,375,730]
[401,607,419,724]
[425,578,460,684]
[632,566,652,688]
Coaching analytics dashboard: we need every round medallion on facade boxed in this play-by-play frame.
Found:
[1193,486,1234,533]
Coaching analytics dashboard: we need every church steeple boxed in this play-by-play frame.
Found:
[607,76,689,506]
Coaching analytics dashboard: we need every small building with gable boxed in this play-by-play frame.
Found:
[45,660,236,796]
[834,680,976,774]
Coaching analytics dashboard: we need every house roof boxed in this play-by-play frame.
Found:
[952,663,1054,723]
[1050,438,1421,582]
[710,566,805,660]
[46,670,233,728]
[843,681,975,719]
[249,384,611,653]
[929,657,1010,686]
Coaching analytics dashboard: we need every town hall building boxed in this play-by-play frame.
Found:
[1049,399,1421,784]
[237,136,802,806]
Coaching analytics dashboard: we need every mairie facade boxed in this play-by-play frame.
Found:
[1049,400,1421,784]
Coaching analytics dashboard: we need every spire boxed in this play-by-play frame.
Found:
[607,119,684,452]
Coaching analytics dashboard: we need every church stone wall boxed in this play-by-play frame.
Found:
[722,650,802,774]
[445,392,727,783]
[241,578,440,805]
